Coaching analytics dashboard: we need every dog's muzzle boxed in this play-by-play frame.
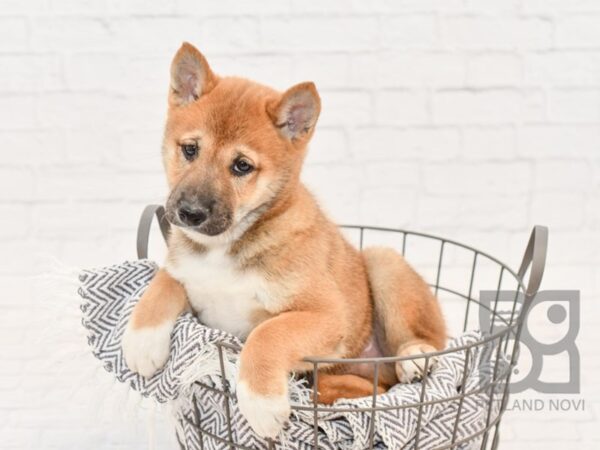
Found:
[167,197,233,236]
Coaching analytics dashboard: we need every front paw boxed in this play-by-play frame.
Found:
[122,321,173,378]
[236,380,291,439]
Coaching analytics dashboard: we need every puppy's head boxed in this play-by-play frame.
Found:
[162,43,320,243]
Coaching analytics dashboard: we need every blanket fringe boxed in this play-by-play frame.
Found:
[40,259,175,449]
[177,344,239,392]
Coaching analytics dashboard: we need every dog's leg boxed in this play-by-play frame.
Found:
[122,268,188,378]
[315,373,387,405]
[363,247,446,384]
[236,309,342,438]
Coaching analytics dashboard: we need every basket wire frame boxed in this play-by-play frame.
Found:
[171,225,547,450]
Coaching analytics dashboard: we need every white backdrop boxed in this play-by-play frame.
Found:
[1,0,598,449]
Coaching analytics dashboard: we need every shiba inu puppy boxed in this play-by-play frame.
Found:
[122,42,446,438]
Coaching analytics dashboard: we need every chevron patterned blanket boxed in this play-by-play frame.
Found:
[79,260,504,450]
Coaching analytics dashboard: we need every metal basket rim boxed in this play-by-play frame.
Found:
[209,321,518,366]
[340,224,525,290]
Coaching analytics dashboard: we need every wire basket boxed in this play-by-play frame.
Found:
[152,218,547,450]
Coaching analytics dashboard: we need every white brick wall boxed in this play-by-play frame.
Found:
[0,0,598,448]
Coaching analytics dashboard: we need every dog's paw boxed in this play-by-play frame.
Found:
[396,343,439,383]
[122,321,173,378]
[236,380,291,439]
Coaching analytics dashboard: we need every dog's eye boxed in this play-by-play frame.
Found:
[231,159,254,176]
[181,143,199,161]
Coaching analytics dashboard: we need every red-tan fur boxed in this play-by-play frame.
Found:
[123,43,446,438]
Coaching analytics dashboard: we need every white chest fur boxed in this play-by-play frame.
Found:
[166,247,274,339]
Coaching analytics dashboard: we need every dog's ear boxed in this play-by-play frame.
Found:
[169,42,217,107]
[267,82,321,141]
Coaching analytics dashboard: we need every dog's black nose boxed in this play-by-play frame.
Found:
[178,205,209,227]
